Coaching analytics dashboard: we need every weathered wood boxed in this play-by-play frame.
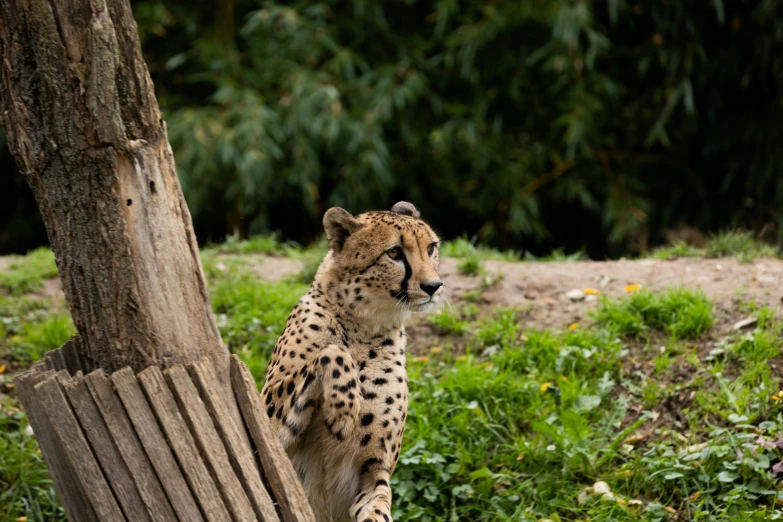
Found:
[189,358,280,522]
[138,366,231,522]
[230,356,317,522]
[34,375,125,521]
[59,372,151,522]
[61,337,92,375]
[112,367,205,522]
[15,369,99,522]
[85,370,178,522]
[47,348,67,372]
[165,364,258,522]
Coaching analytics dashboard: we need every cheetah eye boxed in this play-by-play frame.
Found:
[427,242,438,256]
[386,246,403,260]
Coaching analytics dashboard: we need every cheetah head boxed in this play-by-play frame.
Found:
[320,201,443,319]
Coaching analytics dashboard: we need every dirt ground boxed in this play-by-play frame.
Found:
[20,254,783,334]
[248,255,782,328]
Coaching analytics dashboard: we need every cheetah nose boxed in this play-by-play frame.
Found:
[420,281,443,296]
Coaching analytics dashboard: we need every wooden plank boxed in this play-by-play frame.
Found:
[59,372,152,522]
[230,355,316,522]
[188,358,280,522]
[85,370,178,522]
[15,368,99,522]
[61,337,88,374]
[138,366,231,522]
[165,364,257,522]
[112,367,205,522]
[34,374,126,521]
[47,348,67,372]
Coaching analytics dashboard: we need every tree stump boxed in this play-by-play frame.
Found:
[0,0,316,519]
[14,347,314,522]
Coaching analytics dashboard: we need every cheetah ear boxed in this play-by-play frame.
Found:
[323,207,362,253]
[390,201,420,219]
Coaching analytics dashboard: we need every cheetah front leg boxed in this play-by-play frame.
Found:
[350,460,393,522]
[271,344,362,448]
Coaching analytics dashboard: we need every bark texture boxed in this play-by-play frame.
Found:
[0,0,223,372]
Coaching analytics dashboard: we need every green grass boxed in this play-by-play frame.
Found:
[0,248,58,295]
[2,241,783,521]
[594,287,714,338]
[441,236,521,261]
[652,231,780,263]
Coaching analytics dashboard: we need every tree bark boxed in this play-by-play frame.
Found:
[0,0,224,373]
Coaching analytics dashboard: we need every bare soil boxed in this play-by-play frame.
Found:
[8,254,783,336]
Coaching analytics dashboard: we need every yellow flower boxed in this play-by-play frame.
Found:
[456,355,468,362]
[0,364,6,374]
[430,346,443,354]
[560,375,569,383]
[583,288,601,295]
[516,454,525,461]
[772,395,781,402]
[414,356,430,364]
[568,323,579,331]
[624,283,642,292]
[483,363,493,370]
[16,517,28,522]
[540,382,553,392]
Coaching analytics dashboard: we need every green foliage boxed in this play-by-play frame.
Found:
[209,272,308,377]
[594,287,714,338]
[0,248,58,296]
[212,232,302,256]
[2,247,783,521]
[126,0,783,257]
[456,256,482,276]
[652,231,780,262]
[0,402,65,521]
[441,237,520,262]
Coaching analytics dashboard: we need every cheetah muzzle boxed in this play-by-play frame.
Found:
[260,202,443,522]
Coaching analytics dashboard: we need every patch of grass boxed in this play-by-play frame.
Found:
[457,256,483,276]
[705,230,778,260]
[210,272,308,378]
[0,248,58,295]
[428,305,479,336]
[652,230,779,262]
[3,246,783,522]
[524,248,588,262]
[594,287,714,338]
[209,232,302,256]
[441,236,521,261]
[0,400,65,521]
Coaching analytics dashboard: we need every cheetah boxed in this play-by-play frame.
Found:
[260,202,443,522]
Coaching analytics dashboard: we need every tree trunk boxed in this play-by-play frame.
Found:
[0,4,318,521]
[0,0,223,373]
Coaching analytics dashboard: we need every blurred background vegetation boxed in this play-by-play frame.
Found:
[1,0,782,258]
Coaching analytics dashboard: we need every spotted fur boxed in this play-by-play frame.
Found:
[260,202,442,522]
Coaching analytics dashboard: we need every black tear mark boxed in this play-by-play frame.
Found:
[390,253,412,302]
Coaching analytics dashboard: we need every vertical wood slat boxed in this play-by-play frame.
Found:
[85,370,179,522]
[188,358,280,522]
[34,374,126,521]
[59,372,152,522]
[112,368,206,522]
[16,352,314,522]
[165,365,258,522]
[15,368,100,522]
[138,366,232,522]
[230,355,317,522]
